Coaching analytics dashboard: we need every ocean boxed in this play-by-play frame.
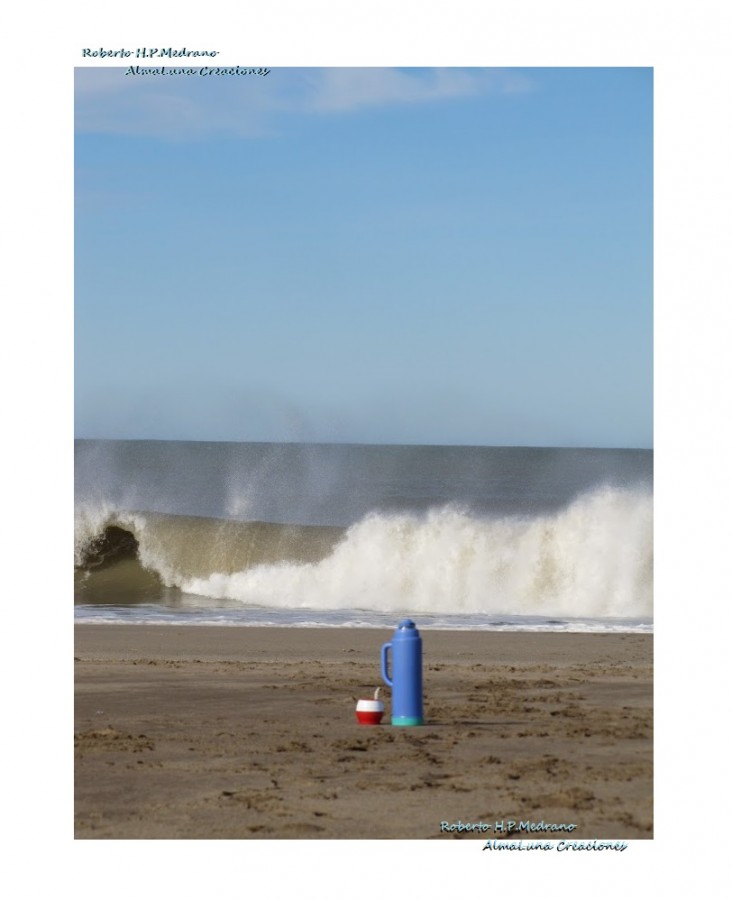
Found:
[74,440,653,632]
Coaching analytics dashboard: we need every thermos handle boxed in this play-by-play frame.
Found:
[381,642,393,687]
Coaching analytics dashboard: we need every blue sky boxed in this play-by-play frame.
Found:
[75,66,652,448]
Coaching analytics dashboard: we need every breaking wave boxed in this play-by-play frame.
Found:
[75,486,652,619]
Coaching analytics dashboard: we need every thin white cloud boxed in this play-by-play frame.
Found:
[301,67,532,113]
[75,67,535,140]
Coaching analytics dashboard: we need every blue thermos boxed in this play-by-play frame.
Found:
[381,619,424,726]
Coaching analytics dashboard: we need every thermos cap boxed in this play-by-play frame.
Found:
[398,618,416,629]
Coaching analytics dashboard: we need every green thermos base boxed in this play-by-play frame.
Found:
[391,716,424,726]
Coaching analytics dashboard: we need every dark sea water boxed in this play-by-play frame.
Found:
[74,440,652,631]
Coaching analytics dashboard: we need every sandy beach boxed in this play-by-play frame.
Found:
[74,625,652,840]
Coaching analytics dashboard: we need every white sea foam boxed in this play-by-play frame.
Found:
[177,487,652,619]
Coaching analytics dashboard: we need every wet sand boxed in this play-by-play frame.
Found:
[74,625,652,840]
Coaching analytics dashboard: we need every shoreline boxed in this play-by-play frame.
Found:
[75,624,653,839]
